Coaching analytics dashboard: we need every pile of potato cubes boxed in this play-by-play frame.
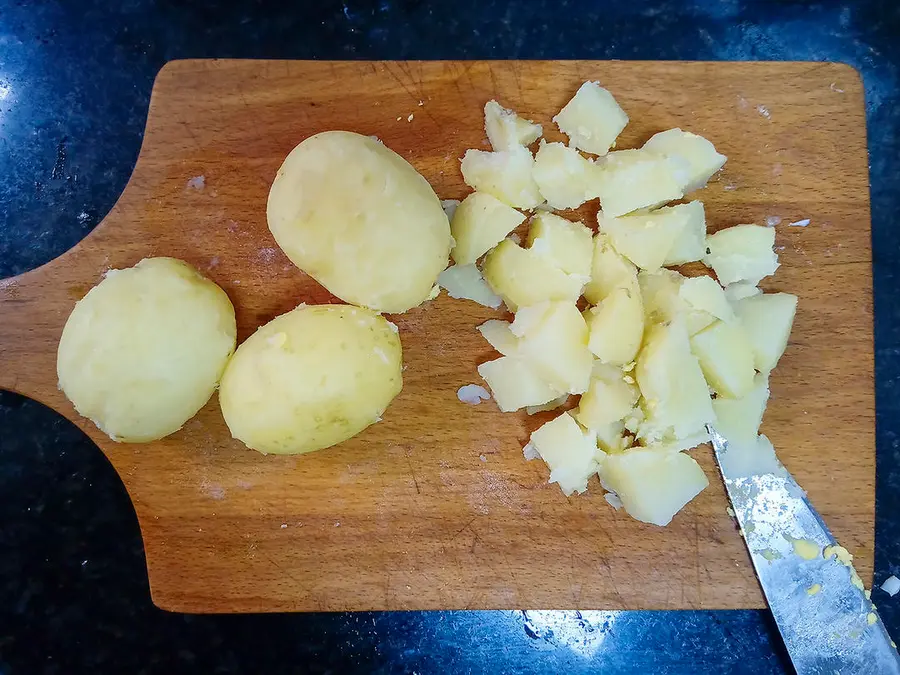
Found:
[438,82,798,527]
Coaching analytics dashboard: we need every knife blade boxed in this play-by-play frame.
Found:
[708,424,900,675]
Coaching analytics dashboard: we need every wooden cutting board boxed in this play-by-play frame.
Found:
[0,60,873,613]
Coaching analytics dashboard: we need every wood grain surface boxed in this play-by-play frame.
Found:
[0,60,873,613]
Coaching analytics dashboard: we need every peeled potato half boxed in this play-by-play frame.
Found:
[219,304,402,455]
[267,131,452,313]
[57,257,236,443]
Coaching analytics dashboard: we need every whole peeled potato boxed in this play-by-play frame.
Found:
[57,257,237,442]
[267,131,452,313]
[219,304,402,455]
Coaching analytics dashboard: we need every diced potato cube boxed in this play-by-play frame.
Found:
[592,150,685,218]
[642,128,727,192]
[732,292,798,372]
[477,356,561,412]
[598,447,709,526]
[598,206,686,271]
[484,100,543,151]
[437,264,502,308]
[553,81,628,156]
[587,283,644,366]
[723,282,761,303]
[679,275,734,322]
[529,411,602,495]
[662,201,707,265]
[717,433,783,478]
[712,371,770,443]
[532,141,599,210]
[482,239,586,311]
[525,394,569,415]
[461,146,544,209]
[594,420,633,454]
[576,362,639,430]
[689,320,756,399]
[641,428,711,453]
[477,319,519,356]
[703,224,779,285]
[639,268,714,335]
[636,320,715,442]
[450,192,526,265]
[526,212,593,277]
[514,302,593,394]
[584,233,638,305]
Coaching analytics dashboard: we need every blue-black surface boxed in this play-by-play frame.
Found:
[0,1,898,673]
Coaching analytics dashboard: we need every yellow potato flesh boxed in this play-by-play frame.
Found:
[267,131,452,313]
[219,304,402,455]
[56,257,236,443]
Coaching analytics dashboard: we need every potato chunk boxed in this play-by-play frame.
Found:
[513,301,593,394]
[477,319,519,356]
[689,320,756,399]
[484,100,543,151]
[703,224,779,285]
[586,283,644,366]
[477,356,561,412]
[482,239,586,311]
[662,201,707,265]
[599,447,709,526]
[679,275,734,322]
[532,141,599,209]
[576,363,639,430]
[526,212,593,277]
[450,192,526,265]
[639,268,715,335]
[553,81,628,156]
[219,304,401,455]
[642,128,727,192]
[636,320,715,442]
[732,292,798,372]
[528,412,602,495]
[593,149,686,217]
[460,146,543,209]
[598,203,699,271]
[712,372,770,443]
[437,264,502,308]
[584,233,638,305]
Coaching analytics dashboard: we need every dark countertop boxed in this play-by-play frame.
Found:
[0,1,897,673]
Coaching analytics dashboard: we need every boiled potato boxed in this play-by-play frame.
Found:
[532,141,599,209]
[594,420,633,454]
[57,257,236,443]
[723,282,761,303]
[593,150,685,217]
[267,131,452,313]
[576,362,639,430]
[478,356,562,412]
[642,428,711,454]
[712,372,770,443]
[450,192,526,265]
[639,268,716,335]
[526,212,593,277]
[512,301,592,394]
[679,275,734,322]
[219,304,402,455]
[703,224,779,286]
[584,233,638,305]
[599,447,709,526]
[642,128,727,192]
[477,319,519,356]
[484,100,542,151]
[553,81,628,156]
[437,264,502,308]
[586,283,644,366]
[598,205,688,271]
[689,320,756,399]
[528,411,602,495]
[662,201,707,265]
[636,320,715,442]
[460,146,544,209]
[482,239,586,311]
[732,292,798,372]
